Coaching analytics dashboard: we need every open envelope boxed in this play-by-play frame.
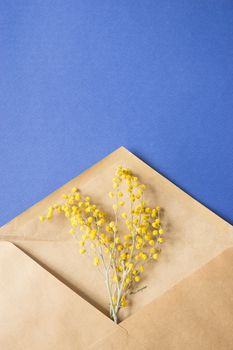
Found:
[0,146,233,349]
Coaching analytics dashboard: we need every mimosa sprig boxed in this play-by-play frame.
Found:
[40,166,165,323]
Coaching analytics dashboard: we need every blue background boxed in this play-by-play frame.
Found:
[0,1,232,226]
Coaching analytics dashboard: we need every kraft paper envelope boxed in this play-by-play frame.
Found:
[0,146,233,349]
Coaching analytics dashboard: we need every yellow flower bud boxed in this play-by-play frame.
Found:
[87,216,93,224]
[97,218,105,226]
[93,257,100,266]
[121,296,127,307]
[141,253,148,260]
[152,253,159,260]
[75,193,80,200]
[151,209,157,218]
[130,194,135,202]
[90,229,97,240]
[71,187,78,193]
[144,234,151,241]
[124,235,130,241]
[112,275,118,282]
[115,236,120,243]
[121,212,127,219]
[135,276,140,282]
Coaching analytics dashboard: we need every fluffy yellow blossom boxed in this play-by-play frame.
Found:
[93,257,100,266]
[109,221,115,228]
[121,295,127,307]
[121,212,127,219]
[39,165,166,324]
[112,275,118,282]
[46,207,54,220]
[87,216,93,224]
[97,218,105,226]
[115,236,120,243]
[90,229,97,240]
[71,187,78,193]
[128,263,134,270]
[75,193,81,200]
[125,277,131,284]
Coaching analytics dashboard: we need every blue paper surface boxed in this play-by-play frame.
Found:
[0,1,232,226]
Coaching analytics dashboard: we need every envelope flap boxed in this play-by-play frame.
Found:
[0,242,115,350]
[121,247,233,349]
[89,247,233,349]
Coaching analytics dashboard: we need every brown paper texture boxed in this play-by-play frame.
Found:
[0,147,233,348]
[0,241,116,350]
[91,247,233,350]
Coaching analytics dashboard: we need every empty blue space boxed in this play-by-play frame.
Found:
[0,1,232,225]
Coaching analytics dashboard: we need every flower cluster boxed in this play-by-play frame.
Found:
[40,166,165,323]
